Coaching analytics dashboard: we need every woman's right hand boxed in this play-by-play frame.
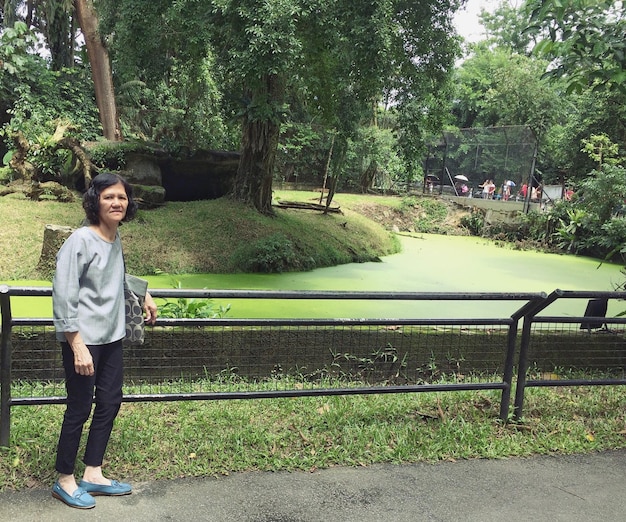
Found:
[65,332,95,376]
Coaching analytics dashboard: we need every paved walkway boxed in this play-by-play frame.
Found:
[1,449,625,521]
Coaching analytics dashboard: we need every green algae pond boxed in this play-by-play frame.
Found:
[5,234,625,319]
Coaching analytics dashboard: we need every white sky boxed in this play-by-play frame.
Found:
[453,0,511,43]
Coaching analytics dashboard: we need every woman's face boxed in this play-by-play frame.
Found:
[98,182,128,226]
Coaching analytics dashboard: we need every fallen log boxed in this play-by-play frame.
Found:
[274,200,343,214]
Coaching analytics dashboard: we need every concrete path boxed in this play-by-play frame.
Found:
[1,449,625,521]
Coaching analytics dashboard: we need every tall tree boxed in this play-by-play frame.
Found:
[206,0,311,214]
[205,0,463,213]
[73,0,121,141]
[2,0,20,26]
[1,0,76,70]
[42,0,76,70]
[452,45,562,138]
[479,0,539,55]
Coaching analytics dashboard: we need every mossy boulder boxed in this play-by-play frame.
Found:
[131,184,166,208]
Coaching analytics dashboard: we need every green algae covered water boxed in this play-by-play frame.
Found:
[5,235,624,319]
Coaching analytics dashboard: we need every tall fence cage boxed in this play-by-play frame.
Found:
[424,126,538,200]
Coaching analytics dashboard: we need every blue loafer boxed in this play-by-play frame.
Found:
[51,481,96,509]
[79,479,132,496]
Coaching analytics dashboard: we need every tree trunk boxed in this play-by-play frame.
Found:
[231,118,279,214]
[45,0,76,70]
[324,135,347,210]
[73,0,122,141]
[9,131,35,181]
[319,133,335,204]
[56,137,93,188]
[360,160,378,193]
[230,75,282,214]
[37,224,74,279]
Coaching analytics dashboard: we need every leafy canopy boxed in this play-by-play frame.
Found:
[529,0,626,95]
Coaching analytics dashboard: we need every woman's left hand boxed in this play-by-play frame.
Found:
[143,292,158,325]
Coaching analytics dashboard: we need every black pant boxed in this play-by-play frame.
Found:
[55,340,123,475]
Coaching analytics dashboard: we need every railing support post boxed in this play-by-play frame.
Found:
[499,319,518,421]
[0,285,13,446]
[513,316,533,422]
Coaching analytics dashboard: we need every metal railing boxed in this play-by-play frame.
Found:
[513,289,626,421]
[2,286,625,446]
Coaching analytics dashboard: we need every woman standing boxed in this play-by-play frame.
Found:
[51,172,157,509]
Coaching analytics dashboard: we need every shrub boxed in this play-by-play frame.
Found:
[594,218,626,262]
[231,233,312,273]
[412,198,451,233]
[460,209,484,236]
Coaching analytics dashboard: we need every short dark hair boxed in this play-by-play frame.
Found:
[82,172,138,225]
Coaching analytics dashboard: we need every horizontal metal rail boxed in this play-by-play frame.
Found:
[3,285,626,445]
[2,286,547,301]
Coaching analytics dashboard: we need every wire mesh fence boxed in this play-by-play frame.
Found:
[525,319,626,381]
[9,321,513,399]
[5,287,626,444]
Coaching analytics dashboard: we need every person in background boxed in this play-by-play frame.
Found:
[502,181,511,201]
[531,184,542,201]
[51,172,157,509]
[480,179,495,199]
[519,183,528,200]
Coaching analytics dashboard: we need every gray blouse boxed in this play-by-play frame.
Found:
[52,226,125,345]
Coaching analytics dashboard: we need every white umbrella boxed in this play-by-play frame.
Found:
[454,175,469,181]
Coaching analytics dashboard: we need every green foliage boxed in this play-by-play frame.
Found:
[530,0,626,96]
[88,143,127,171]
[10,71,99,140]
[2,150,13,166]
[0,21,42,94]
[1,67,101,169]
[412,199,450,234]
[341,124,406,192]
[452,46,561,138]
[116,56,236,151]
[231,233,309,273]
[581,134,620,169]
[87,141,165,170]
[275,122,329,185]
[455,3,626,184]
[460,209,485,236]
[479,0,538,55]
[398,196,418,213]
[553,208,591,253]
[159,281,231,319]
[577,165,626,224]
[596,218,626,262]
[0,166,13,183]
[6,0,464,205]
[0,21,102,182]
[204,0,460,204]
[480,160,626,260]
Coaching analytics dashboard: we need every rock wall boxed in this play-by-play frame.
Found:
[119,150,240,203]
[159,150,240,201]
